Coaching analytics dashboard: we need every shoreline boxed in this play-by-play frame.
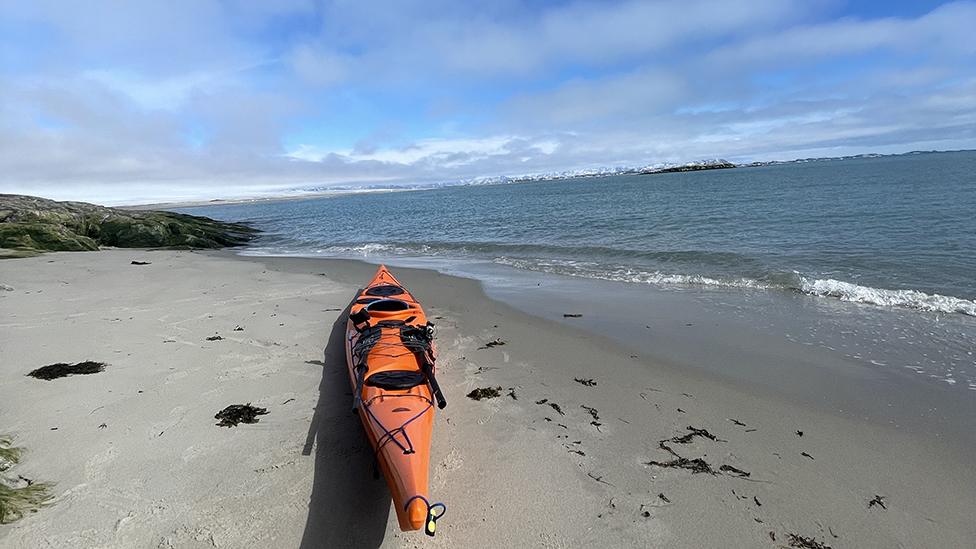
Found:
[1,250,974,547]
[239,251,976,452]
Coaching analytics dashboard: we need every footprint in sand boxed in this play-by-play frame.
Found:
[440,449,463,472]
[539,532,571,549]
[149,406,189,439]
[181,445,202,463]
[164,370,189,384]
[85,445,119,480]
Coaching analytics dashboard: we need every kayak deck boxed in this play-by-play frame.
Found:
[344,265,446,534]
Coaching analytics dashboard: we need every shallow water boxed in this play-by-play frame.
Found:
[184,151,976,314]
[177,150,976,393]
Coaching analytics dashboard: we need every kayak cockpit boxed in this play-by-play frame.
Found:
[366,370,426,390]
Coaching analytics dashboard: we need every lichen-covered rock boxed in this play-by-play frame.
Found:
[0,222,99,251]
[0,194,257,255]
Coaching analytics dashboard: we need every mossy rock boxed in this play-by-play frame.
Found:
[98,216,173,247]
[0,194,258,255]
[0,222,98,251]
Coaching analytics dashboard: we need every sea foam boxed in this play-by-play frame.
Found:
[796,277,976,317]
[493,257,976,317]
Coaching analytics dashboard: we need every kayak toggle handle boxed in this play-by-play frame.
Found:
[404,495,446,537]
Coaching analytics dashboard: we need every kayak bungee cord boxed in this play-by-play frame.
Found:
[362,393,433,455]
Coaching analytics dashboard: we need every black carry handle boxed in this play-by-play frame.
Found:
[349,308,370,330]
[351,364,366,413]
[419,357,447,409]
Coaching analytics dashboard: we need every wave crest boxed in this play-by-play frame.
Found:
[243,244,976,317]
[796,277,976,316]
[493,257,976,317]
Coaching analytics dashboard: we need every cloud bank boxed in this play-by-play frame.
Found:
[1,0,974,204]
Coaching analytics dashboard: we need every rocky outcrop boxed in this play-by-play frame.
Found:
[638,160,737,174]
[0,194,257,256]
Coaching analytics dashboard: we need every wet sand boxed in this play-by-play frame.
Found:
[1,250,974,548]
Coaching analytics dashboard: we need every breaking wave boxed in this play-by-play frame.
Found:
[795,277,976,317]
[492,257,976,317]
[244,242,976,318]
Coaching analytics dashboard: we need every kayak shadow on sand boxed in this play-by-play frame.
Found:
[299,304,391,549]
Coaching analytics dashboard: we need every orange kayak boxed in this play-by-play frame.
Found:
[345,265,447,535]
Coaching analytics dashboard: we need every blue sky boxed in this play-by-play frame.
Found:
[1,0,974,204]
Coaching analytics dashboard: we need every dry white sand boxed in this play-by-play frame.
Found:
[1,250,974,548]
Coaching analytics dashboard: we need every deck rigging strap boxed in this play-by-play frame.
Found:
[350,322,383,412]
[400,323,447,409]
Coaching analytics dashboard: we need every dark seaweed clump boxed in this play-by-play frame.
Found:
[215,404,268,427]
[477,339,506,349]
[645,426,750,478]
[466,387,502,400]
[646,455,717,475]
[27,361,106,381]
[787,533,832,549]
[868,494,887,509]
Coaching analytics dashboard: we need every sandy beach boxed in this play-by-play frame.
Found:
[2,250,975,548]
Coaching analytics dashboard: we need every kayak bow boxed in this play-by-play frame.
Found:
[345,265,447,535]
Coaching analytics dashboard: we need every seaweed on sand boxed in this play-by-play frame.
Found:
[27,361,106,380]
[466,387,502,401]
[646,455,717,475]
[787,533,832,549]
[534,398,564,415]
[670,426,720,444]
[646,428,749,477]
[581,405,600,421]
[0,436,54,524]
[477,338,505,349]
[574,377,597,387]
[215,404,268,427]
[719,464,751,478]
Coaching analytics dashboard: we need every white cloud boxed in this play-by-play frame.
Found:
[288,45,351,88]
[290,135,521,167]
[708,1,976,67]
[504,68,687,129]
[0,1,974,204]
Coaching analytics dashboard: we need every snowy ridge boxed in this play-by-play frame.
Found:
[295,159,736,194]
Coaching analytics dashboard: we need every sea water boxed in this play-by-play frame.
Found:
[177,150,976,397]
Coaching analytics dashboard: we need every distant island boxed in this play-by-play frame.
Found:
[0,194,257,257]
[459,149,969,186]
